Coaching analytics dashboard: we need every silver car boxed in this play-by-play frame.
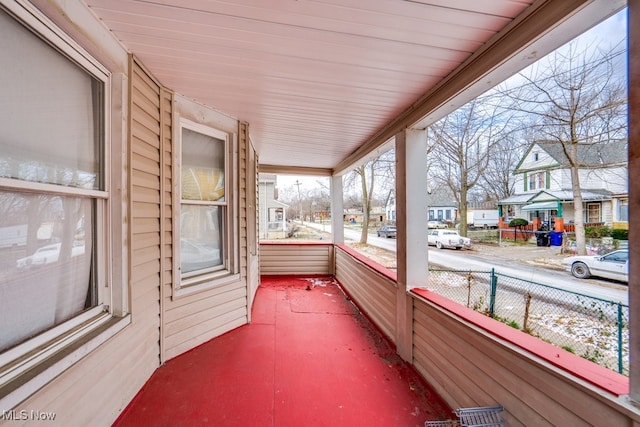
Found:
[561,250,628,283]
[376,225,397,238]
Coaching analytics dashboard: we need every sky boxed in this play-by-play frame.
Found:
[273,9,627,193]
[275,174,331,196]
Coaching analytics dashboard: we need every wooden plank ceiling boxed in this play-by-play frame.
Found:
[83,0,622,173]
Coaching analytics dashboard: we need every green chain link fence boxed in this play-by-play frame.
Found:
[427,268,629,375]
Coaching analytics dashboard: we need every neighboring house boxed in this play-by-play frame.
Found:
[344,207,386,224]
[258,174,289,239]
[427,187,458,224]
[499,140,628,229]
[386,187,458,224]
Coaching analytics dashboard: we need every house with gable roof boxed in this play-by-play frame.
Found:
[426,186,459,225]
[386,186,458,226]
[498,140,628,230]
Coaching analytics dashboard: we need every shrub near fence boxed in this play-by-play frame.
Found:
[427,269,629,375]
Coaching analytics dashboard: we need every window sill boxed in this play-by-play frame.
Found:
[0,314,131,412]
[174,272,241,299]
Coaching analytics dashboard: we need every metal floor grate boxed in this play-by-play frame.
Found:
[426,405,505,427]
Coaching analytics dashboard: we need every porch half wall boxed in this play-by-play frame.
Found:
[328,243,638,426]
[260,242,334,276]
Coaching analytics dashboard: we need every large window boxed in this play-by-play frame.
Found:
[0,6,109,355]
[177,121,233,289]
[0,4,125,404]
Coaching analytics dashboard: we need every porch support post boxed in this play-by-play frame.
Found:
[395,128,428,362]
[331,175,344,244]
[628,0,640,404]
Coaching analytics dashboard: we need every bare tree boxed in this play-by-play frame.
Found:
[344,150,395,243]
[428,96,511,235]
[476,128,530,202]
[500,41,627,254]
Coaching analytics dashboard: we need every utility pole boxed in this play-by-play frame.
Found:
[294,179,303,224]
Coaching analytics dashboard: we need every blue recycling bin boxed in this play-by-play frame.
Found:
[549,231,563,246]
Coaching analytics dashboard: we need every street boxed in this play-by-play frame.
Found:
[305,222,628,304]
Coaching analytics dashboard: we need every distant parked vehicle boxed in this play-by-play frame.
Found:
[376,225,397,238]
[561,250,628,283]
[427,220,447,229]
[467,210,499,229]
[427,229,471,250]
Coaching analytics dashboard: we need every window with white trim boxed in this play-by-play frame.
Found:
[618,199,628,222]
[527,171,545,191]
[0,3,122,397]
[176,120,236,291]
[586,203,601,223]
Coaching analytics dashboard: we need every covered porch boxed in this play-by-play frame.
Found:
[1,1,639,426]
[116,242,634,425]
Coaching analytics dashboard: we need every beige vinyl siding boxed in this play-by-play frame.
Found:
[129,60,162,364]
[260,243,333,275]
[15,326,158,425]
[334,246,396,344]
[412,297,634,426]
[159,88,173,363]
[125,57,163,376]
[239,122,248,280]
[162,95,249,361]
[242,123,260,314]
[163,285,248,359]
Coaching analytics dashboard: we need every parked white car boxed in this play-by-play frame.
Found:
[427,229,471,250]
[427,220,447,229]
[16,242,85,269]
[561,250,628,283]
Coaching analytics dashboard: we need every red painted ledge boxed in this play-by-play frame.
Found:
[335,244,397,282]
[411,288,629,397]
[260,241,333,246]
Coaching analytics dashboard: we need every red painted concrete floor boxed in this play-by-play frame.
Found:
[113,276,452,426]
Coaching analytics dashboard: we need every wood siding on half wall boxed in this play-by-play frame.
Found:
[412,295,637,426]
[334,246,397,345]
[260,243,333,276]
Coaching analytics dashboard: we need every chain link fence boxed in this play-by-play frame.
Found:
[427,269,628,375]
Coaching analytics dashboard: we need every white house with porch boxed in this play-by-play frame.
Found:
[499,140,628,229]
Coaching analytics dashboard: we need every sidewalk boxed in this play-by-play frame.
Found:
[470,242,567,269]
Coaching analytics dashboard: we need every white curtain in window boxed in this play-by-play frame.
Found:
[0,9,100,190]
[0,191,93,352]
